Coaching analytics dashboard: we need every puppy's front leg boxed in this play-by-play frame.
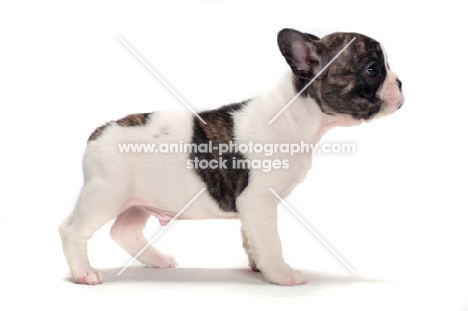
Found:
[237,193,307,286]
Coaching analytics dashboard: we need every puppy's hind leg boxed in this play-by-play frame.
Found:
[110,207,177,269]
[59,183,126,285]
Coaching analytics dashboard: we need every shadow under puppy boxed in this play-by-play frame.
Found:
[59,28,404,286]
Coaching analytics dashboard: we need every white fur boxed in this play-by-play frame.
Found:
[59,53,403,286]
[379,43,405,114]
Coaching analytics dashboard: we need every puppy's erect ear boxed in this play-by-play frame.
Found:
[277,29,324,79]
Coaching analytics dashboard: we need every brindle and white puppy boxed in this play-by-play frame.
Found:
[59,28,404,286]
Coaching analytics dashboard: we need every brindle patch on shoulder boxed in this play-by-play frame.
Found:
[190,101,250,212]
[87,112,152,142]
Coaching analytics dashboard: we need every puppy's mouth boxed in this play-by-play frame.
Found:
[397,94,405,110]
[382,93,405,114]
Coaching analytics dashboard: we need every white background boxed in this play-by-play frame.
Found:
[1,0,467,310]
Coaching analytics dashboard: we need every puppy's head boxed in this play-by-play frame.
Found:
[278,28,404,120]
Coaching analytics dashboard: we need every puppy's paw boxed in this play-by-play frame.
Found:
[263,267,308,286]
[249,259,261,272]
[73,268,103,285]
[145,253,178,269]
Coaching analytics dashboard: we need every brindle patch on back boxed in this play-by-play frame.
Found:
[88,123,111,142]
[87,112,152,142]
[190,101,249,212]
[116,113,151,127]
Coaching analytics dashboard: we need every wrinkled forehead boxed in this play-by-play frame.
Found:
[323,32,386,67]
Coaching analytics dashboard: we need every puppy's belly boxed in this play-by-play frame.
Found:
[139,205,179,226]
[125,197,239,224]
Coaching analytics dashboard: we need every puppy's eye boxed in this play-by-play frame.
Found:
[366,64,379,77]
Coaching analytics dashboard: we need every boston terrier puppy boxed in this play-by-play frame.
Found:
[59,28,404,286]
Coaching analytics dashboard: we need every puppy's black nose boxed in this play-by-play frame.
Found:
[397,79,402,90]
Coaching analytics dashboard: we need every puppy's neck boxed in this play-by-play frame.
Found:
[262,72,363,144]
[316,111,364,141]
